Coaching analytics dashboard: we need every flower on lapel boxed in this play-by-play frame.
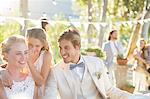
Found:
[95,71,102,79]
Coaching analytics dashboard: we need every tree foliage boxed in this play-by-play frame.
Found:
[122,0,145,19]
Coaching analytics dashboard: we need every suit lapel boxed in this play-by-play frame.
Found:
[61,62,77,99]
[83,56,107,99]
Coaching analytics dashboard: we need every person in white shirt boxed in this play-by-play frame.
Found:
[103,30,124,86]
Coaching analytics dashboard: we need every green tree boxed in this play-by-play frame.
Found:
[0,21,20,42]
[76,0,99,44]
[98,0,108,47]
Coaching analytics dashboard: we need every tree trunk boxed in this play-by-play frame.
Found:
[126,1,150,58]
[20,0,28,36]
[141,2,150,41]
[98,0,108,47]
[141,22,149,41]
[126,0,150,58]
[87,0,92,43]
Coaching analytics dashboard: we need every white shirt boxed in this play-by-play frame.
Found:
[70,56,85,81]
[110,41,119,56]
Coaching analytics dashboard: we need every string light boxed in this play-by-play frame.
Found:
[0,15,150,27]
[27,12,31,17]
[52,0,57,6]
[88,16,92,20]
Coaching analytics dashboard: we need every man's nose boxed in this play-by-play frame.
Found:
[60,49,66,55]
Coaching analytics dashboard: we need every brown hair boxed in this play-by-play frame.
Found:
[1,35,26,62]
[58,29,81,48]
[25,28,49,51]
[108,30,117,41]
[41,18,49,31]
[140,38,146,50]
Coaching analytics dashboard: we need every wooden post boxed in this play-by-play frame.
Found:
[87,0,92,44]
[126,23,141,58]
[20,0,28,35]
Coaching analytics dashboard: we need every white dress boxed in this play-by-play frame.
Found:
[4,76,34,99]
[4,51,45,99]
[34,51,44,72]
[33,51,45,96]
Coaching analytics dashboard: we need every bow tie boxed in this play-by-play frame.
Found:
[70,62,85,70]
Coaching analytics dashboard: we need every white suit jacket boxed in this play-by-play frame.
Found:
[43,56,132,99]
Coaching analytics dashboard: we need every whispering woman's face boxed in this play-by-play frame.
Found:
[27,37,43,58]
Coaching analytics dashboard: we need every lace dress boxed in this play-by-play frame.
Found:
[4,76,34,99]
[4,51,45,99]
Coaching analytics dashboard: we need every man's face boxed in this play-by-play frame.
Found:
[59,39,80,63]
[111,31,118,40]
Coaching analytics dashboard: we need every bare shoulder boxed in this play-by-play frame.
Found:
[43,51,52,59]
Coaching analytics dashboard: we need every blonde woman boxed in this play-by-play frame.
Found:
[0,35,34,99]
[25,28,53,99]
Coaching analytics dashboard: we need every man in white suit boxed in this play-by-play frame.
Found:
[43,29,149,99]
[103,30,124,86]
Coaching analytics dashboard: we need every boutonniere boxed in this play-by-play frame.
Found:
[95,71,102,79]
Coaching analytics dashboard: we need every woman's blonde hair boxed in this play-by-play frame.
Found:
[25,27,49,51]
[0,35,26,62]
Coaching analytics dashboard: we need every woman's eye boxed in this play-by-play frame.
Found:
[24,51,28,55]
[16,53,22,55]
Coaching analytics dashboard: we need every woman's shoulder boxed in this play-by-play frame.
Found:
[38,50,52,61]
[43,50,52,59]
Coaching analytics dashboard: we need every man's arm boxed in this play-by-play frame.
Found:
[99,59,133,99]
[42,68,58,99]
[100,59,150,99]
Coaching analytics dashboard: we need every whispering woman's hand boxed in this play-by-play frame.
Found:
[27,48,39,65]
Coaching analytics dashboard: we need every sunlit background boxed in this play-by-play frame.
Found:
[0,0,150,96]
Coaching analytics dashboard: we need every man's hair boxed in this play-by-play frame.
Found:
[108,30,117,40]
[41,18,49,31]
[58,29,81,47]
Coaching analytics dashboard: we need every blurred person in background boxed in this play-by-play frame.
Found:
[103,30,124,86]
[133,39,150,93]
